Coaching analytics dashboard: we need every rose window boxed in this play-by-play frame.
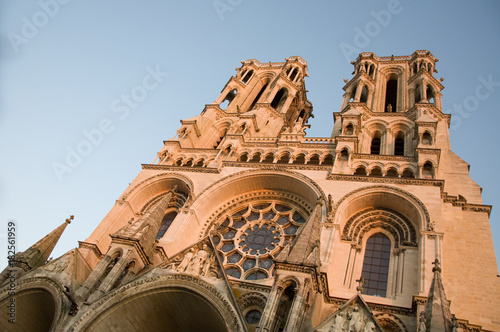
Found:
[212,201,308,281]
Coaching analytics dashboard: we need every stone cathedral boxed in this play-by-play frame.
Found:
[1,50,499,332]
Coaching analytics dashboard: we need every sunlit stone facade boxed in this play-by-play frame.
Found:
[1,51,499,332]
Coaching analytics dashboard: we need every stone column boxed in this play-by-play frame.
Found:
[256,285,283,332]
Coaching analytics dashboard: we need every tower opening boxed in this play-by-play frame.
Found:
[248,83,268,112]
[274,285,296,332]
[360,85,368,103]
[271,88,288,110]
[219,89,237,110]
[385,76,398,112]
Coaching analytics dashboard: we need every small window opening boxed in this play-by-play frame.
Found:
[277,154,290,164]
[242,70,253,84]
[426,85,435,105]
[250,153,261,163]
[386,168,398,177]
[344,124,354,135]
[220,89,237,110]
[370,167,383,177]
[422,132,432,145]
[239,153,249,162]
[264,153,274,163]
[293,154,305,164]
[422,162,434,179]
[415,84,422,104]
[339,150,349,162]
[394,132,405,156]
[402,169,414,178]
[369,64,375,78]
[309,154,320,165]
[354,166,367,175]
[323,154,334,165]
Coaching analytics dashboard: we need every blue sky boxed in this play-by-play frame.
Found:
[1,1,500,269]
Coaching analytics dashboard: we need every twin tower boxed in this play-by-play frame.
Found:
[1,51,498,332]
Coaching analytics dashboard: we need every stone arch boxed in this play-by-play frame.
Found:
[332,185,430,232]
[193,169,326,237]
[71,274,244,332]
[0,277,67,332]
[375,313,408,332]
[341,207,418,247]
[120,173,193,213]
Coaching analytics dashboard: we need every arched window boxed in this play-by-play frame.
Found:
[250,152,261,163]
[339,149,349,162]
[361,233,391,297]
[370,133,381,155]
[422,132,432,145]
[156,211,178,239]
[344,124,354,135]
[422,162,434,179]
[271,88,288,110]
[242,70,253,84]
[394,132,405,156]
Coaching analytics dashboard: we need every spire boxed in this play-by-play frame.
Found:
[277,200,322,267]
[111,187,175,261]
[14,215,73,271]
[422,259,453,332]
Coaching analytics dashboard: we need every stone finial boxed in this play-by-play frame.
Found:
[432,259,441,273]
[66,215,74,224]
[355,275,365,293]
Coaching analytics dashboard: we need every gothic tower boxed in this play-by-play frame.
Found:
[1,52,499,332]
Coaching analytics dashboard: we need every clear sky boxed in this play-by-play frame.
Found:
[1,1,500,269]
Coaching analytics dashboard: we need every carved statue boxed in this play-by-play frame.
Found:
[347,306,363,332]
[363,321,375,332]
[201,253,214,276]
[176,248,194,273]
[418,311,427,332]
[185,244,209,275]
[328,194,334,213]
[329,313,345,331]
[356,276,365,293]
[386,104,392,112]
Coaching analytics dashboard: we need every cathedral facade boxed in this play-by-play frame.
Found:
[2,51,499,331]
